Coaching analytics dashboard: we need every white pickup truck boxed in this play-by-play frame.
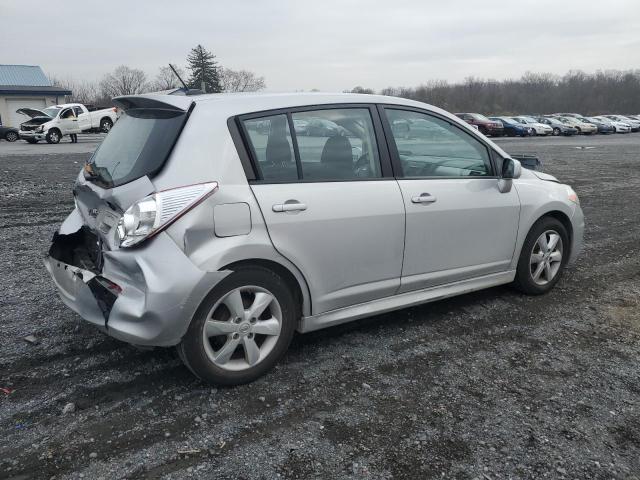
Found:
[17,103,118,144]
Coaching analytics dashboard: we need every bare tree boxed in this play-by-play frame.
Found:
[349,86,375,94]
[378,69,640,115]
[50,76,101,105]
[220,68,266,92]
[100,65,149,98]
[151,65,185,91]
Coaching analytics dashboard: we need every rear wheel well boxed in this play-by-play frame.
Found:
[221,259,304,318]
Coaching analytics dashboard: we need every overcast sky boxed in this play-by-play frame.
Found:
[2,0,639,91]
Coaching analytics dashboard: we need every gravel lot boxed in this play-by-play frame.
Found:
[1,134,639,479]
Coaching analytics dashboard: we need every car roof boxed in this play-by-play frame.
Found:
[119,92,446,117]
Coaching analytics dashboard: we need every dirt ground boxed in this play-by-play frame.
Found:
[1,134,639,479]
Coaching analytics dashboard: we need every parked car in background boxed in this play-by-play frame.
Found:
[556,116,598,135]
[591,116,631,133]
[18,103,118,144]
[44,92,584,385]
[488,116,531,137]
[603,115,640,132]
[512,116,553,136]
[581,116,615,134]
[537,117,577,136]
[0,122,19,142]
[305,117,349,137]
[454,113,504,136]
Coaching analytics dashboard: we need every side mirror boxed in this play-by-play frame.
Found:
[501,158,521,179]
[498,158,521,193]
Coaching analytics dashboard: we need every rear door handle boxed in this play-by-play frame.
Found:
[272,202,307,212]
[411,193,437,204]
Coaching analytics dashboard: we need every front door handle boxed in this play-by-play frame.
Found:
[411,193,437,204]
[272,201,307,213]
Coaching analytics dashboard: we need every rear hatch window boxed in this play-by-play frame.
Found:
[84,108,189,188]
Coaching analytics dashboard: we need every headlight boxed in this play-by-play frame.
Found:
[116,182,218,248]
[566,186,579,205]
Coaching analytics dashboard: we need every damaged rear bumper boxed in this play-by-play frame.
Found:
[45,210,230,346]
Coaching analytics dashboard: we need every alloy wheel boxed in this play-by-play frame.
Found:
[529,230,563,285]
[202,286,282,371]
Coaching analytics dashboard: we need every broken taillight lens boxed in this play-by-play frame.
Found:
[116,182,218,248]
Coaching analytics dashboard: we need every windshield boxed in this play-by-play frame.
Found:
[471,113,490,121]
[84,108,188,188]
[42,107,61,118]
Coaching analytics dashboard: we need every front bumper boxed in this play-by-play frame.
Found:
[19,130,46,141]
[45,214,230,346]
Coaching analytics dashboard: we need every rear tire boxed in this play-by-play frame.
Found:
[513,217,569,295]
[178,266,297,385]
[5,131,18,142]
[45,129,61,144]
[552,127,561,136]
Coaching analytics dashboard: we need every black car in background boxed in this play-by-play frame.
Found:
[537,117,578,136]
[0,121,19,142]
[488,116,532,136]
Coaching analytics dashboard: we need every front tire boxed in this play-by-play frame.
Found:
[45,129,61,144]
[178,266,297,385]
[552,127,561,136]
[100,118,113,133]
[513,217,569,295]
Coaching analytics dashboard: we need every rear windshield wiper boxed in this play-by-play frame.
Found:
[83,162,114,188]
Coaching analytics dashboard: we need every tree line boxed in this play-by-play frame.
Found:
[51,44,265,106]
[350,70,640,115]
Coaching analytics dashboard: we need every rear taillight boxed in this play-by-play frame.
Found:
[94,276,122,295]
[116,182,218,248]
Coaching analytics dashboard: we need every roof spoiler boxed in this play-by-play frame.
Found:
[113,95,194,112]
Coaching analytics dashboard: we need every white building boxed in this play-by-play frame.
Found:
[0,65,71,127]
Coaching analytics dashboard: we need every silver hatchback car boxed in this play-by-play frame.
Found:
[46,93,584,385]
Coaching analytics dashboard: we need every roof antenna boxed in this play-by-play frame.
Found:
[169,63,189,90]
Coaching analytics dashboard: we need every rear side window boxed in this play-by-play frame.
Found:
[241,107,381,182]
[385,109,492,178]
[85,108,187,188]
[292,109,380,181]
[242,115,297,182]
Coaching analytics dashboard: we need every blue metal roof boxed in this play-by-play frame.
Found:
[0,65,51,87]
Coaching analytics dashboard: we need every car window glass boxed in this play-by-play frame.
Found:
[291,108,381,181]
[385,109,492,178]
[242,114,297,182]
[74,107,83,116]
[61,109,74,119]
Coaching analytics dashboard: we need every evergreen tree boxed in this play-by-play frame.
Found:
[186,45,221,93]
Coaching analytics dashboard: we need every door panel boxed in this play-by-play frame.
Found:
[58,109,81,134]
[380,106,520,292]
[251,181,405,314]
[398,178,520,292]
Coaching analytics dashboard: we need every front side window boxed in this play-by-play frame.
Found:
[291,108,381,181]
[385,109,492,178]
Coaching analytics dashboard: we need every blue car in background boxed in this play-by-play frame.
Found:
[489,116,532,137]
